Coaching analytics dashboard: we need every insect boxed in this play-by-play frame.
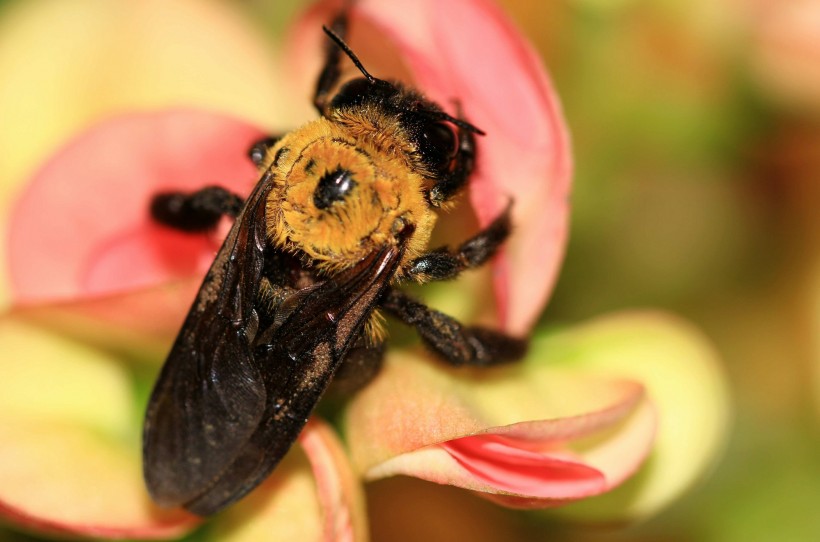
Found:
[143,11,527,516]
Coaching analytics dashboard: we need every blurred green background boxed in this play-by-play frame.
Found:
[1,0,818,541]
[484,1,820,541]
[498,1,820,540]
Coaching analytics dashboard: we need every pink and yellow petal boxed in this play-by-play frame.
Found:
[290,0,572,334]
[14,280,201,357]
[346,311,727,515]
[0,0,295,308]
[365,396,655,507]
[345,348,655,505]
[539,311,731,521]
[0,314,196,538]
[214,420,368,542]
[7,109,264,306]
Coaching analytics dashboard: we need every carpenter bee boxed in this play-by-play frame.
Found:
[143,12,526,516]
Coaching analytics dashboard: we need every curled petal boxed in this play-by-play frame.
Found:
[346,311,727,515]
[540,311,731,521]
[213,419,368,542]
[0,314,197,538]
[442,435,606,500]
[290,0,572,334]
[345,346,655,506]
[7,109,264,306]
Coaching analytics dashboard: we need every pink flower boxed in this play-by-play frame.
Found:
[0,0,729,539]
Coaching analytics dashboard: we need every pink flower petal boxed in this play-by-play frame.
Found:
[546,311,730,521]
[290,0,572,334]
[0,315,198,539]
[16,279,200,352]
[300,420,368,542]
[7,109,264,305]
[345,349,656,506]
[213,419,368,542]
[442,435,606,499]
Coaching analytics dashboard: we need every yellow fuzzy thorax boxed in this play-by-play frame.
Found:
[262,113,436,277]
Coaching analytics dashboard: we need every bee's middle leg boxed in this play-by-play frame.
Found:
[381,288,526,367]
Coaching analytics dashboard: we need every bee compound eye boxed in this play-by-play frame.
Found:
[420,122,458,169]
[313,168,357,209]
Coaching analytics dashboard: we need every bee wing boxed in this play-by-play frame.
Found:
[183,243,403,515]
[143,173,405,515]
[143,174,274,509]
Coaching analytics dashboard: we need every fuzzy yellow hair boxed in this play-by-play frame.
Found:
[263,115,437,277]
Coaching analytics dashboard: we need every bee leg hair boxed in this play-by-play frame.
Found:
[406,203,511,282]
[380,288,527,367]
[150,186,244,232]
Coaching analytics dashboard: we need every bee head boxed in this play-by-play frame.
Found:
[268,133,434,271]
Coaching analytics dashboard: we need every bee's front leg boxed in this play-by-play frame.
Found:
[380,288,526,367]
[150,186,244,232]
[406,203,512,282]
[248,135,282,166]
[150,133,284,232]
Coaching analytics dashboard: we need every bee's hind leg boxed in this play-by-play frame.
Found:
[150,186,244,233]
[328,336,385,396]
[380,288,527,367]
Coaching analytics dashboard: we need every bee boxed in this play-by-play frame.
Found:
[143,11,527,516]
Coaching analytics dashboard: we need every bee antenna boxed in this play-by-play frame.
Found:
[443,114,486,136]
[420,110,486,136]
[321,25,378,85]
